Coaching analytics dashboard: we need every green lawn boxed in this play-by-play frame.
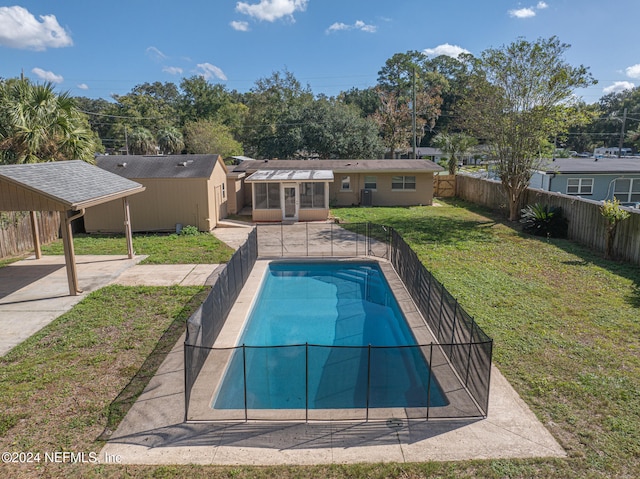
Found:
[1,199,638,478]
[40,232,234,264]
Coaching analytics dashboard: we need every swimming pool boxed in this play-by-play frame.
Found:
[213,261,447,410]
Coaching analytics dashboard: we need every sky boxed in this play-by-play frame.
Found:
[1,0,639,105]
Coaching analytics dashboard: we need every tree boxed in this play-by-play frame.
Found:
[183,119,243,157]
[338,87,381,118]
[459,37,596,220]
[431,132,477,174]
[601,198,630,259]
[375,52,444,155]
[241,70,314,158]
[0,79,100,164]
[127,127,156,155]
[157,126,184,154]
[302,98,384,159]
[372,87,441,156]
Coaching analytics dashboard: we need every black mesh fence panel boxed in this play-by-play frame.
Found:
[184,224,492,421]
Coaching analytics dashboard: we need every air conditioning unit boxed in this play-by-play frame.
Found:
[361,189,373,206]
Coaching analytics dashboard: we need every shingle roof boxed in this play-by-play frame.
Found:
[539,157,640,174]
[234,159,444,173]
[0,160,144,210]
[97,154,222,179]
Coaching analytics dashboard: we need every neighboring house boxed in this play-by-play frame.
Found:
[233,159,443,222]
[85,154,229,233]
[530,157,640,206]
[594,147,633,157]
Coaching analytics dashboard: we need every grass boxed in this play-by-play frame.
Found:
[1,199,638,477]
[40,232,234,264]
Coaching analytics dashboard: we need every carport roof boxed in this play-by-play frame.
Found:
[0,160,144,211]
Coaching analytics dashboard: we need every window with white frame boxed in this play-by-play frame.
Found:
[341,176,351,191]
[391,175,416,190]
[221,182,226,199]
[566,178,593,195]
[300,182,325,208]
[254,183,281,209]
[613,178,640,203]
[364,176,377,190]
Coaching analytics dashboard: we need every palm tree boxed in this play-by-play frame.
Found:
[0,79,99,164]
[127,127,156,155]
[157,127,184,154]
[432,132,477,175]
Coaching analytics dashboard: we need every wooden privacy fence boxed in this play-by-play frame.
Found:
[434,174,456,198]
[456,175,640,266]
[0,211,60,259]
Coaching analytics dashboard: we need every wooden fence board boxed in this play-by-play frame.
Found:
[0,211,60,259]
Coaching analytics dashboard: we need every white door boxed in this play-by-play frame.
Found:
[283,185,297,220]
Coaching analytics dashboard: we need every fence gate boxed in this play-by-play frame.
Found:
[434,174,456,197]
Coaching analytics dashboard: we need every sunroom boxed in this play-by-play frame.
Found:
[245,169,333,222]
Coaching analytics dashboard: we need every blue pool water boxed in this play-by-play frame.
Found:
[213,261,447,409]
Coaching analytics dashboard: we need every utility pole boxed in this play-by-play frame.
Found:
[412,67,417,159]
[618,107,628,158]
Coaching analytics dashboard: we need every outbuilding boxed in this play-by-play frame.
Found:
[85,154,229,233]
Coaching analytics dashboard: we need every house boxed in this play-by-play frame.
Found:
[85,154,229,233]
[594,147,633,157]
[233,159,444,222]
[530,157,640,206]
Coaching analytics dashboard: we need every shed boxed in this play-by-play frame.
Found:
[85,154,228,233]
[0,160,145,295]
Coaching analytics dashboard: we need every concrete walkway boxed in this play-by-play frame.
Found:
[0,255,220,356]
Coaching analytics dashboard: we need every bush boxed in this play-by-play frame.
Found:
[179,225,200,236]
[520,203,568,238]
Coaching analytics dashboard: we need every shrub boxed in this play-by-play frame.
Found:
[520,203,568,238]
[179,225,200,236]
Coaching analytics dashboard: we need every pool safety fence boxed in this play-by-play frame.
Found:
[184,223,493,422]
[255,222,391,259]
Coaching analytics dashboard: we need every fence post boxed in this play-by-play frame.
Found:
[426,344,433,420]
[183,344,189,422]
[305,343,309,423]
[243,344,248,422]
[331,222,334,257]
[366,344,371,421]
[280,223,284,257]
[451,300,458,345]
[306,222,309,257]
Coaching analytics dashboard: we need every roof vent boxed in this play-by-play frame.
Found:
[117,162,127,167]
[177,161,188,167]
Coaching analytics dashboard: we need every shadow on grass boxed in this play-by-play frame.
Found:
[98,287,210,441]
[468,201,640,309]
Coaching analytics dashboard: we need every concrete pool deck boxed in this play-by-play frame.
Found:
[100,257,566,465]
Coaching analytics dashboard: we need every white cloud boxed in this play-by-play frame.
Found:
[509,2,549,18]
[77,83,89,90]
[423,43,471,58]
[31,67,63,83]
[509,7,536,18]
[0,6,72,50]
[626,64,640,79]
[146,46,167,61]
[195,63,227,81]
[163,66,183,75]
[230,20,250,31]
[236,0,308,22]
[326,20,376,34]
[603,81,635,95]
